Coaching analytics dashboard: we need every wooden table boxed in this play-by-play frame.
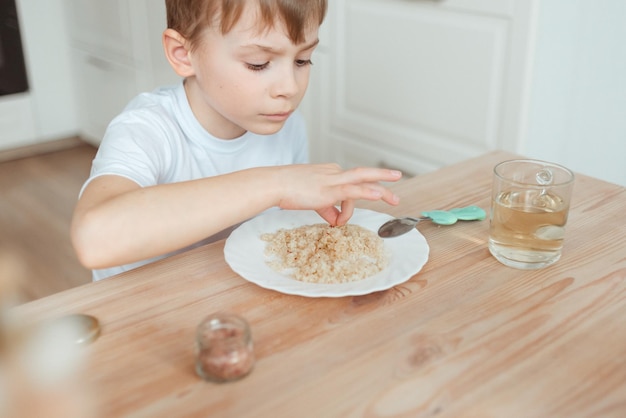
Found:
[12,151,626,417]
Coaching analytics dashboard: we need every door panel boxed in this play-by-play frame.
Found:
[306,0,536,173]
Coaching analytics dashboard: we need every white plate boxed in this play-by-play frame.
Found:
[224,208,429,297]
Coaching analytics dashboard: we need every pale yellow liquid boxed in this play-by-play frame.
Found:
[489,190,569,269]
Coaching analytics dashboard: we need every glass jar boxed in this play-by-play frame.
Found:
[195,313,254,382]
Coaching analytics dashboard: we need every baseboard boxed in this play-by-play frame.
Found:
[0,137,92,162]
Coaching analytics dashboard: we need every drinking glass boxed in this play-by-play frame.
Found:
[489,159,574,269]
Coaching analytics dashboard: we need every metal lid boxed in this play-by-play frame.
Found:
[52,314,101,345]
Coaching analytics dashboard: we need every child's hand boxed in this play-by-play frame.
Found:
[276,164,402,225]
[316,200,355,227]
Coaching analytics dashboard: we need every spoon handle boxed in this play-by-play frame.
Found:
[449,205,486,221]
[421,205,486,225]
[420,210,457,225]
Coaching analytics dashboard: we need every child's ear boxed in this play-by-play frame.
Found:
[163,29,194,77]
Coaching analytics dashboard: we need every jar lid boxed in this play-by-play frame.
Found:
[51,314,101,345]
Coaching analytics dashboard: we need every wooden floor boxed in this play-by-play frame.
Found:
[0,140,97,303]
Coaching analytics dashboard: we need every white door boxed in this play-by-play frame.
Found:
[304,0,536,176]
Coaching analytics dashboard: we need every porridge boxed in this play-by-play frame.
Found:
[261,223,389,284]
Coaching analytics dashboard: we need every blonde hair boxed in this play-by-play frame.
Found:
[166,0,327,49]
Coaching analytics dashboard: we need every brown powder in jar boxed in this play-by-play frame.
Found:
[196,326,254,382]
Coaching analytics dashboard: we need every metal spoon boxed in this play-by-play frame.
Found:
[378,205,486,238]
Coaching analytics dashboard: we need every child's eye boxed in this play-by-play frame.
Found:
[296,59,313,67]
[246,62,269,71]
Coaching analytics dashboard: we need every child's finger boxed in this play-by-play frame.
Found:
[340,167,402,184]
[316,206,341,226]
[335,200,355,226]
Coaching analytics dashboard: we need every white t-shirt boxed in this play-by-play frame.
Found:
[82,82,309,281]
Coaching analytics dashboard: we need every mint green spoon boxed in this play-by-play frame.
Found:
[377,205,486,238]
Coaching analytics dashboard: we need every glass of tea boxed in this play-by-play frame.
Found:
[489,159,575,269]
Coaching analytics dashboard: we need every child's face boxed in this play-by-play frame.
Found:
[185,5,320,139]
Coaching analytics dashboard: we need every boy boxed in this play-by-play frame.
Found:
[71,0,402,281]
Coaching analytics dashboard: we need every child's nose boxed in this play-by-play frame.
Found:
[271,67,299,98]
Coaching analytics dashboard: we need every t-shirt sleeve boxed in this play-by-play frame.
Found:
[80,111,169,195]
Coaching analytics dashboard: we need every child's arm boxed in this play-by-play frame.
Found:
[71,163,401,270]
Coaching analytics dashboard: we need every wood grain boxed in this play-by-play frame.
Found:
[0,141,95,302]
[11,151,626,417]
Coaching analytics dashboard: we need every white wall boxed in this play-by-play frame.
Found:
[18,0,78,139]
[524,0,626,186]
[0,0,78,149]
[5,0,626,188]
